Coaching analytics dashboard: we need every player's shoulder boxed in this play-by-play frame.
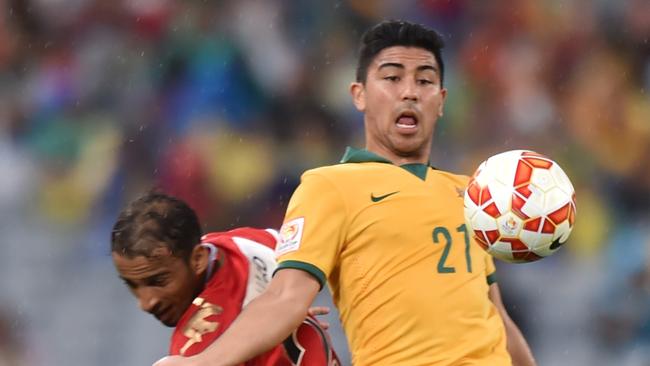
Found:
[304,162,365,177]
[302,162,380,186]
[201,227,279,250]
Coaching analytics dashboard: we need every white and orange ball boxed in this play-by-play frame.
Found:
[464,150,576,263]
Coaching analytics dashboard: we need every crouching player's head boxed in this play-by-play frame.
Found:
[111,191,211,326]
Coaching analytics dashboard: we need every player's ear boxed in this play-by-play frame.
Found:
[437,87,447,117]
[190,244,210,275]
[350,82,366,112]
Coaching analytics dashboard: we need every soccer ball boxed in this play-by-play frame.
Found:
[463,150,576,263]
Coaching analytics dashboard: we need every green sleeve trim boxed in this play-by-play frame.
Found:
[274,260,327,291]
[486,272,497,285]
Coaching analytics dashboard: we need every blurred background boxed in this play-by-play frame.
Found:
[0,0,649,365]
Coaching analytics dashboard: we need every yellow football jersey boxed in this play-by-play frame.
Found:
[276,147,510,366]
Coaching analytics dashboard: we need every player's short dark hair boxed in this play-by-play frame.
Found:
[355,20,445,85]
[111,191,202,260]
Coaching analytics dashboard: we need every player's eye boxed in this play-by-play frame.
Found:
[147,276,169,287]
[417,79,433,85]
[383,76,400,82]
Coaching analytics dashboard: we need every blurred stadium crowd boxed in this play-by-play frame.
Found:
[0,0,649,365]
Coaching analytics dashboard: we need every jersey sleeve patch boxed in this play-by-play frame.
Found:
[276,217,305,256]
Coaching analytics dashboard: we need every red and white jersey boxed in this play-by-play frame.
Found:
[169,227,339,366]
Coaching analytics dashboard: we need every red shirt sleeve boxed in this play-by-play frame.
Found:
[282,316,341,365]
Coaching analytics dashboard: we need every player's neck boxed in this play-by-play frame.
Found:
[365,144,429,166]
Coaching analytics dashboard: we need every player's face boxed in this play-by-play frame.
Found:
[112,248,202,327]
[350,46,447,163]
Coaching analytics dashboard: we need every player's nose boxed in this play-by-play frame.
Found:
[401,79,418,102]
[137,289,161,313]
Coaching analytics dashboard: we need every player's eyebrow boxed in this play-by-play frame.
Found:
[378,62,405,70]
[144,272,170,281]
[415,65,438,73]
[377,63,438,73]
[120,276,136,287]
[119,270,170,283]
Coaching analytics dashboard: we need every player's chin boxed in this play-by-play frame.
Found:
[159,318,179,327]
[392,139,426,157]
[156,312,180,327]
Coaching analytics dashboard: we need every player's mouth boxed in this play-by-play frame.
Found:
[395,110,419,133]
[154,306,174,324]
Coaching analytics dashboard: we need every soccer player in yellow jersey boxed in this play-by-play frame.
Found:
[155,20,536,366]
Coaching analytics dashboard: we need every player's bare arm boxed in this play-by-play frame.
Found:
[488,283,537,366]
[154,269,320,366]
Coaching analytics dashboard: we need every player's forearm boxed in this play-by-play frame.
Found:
[189,292,307,366]
[504,317,536,366]
[189,271,319,366]
[488,284,536,366]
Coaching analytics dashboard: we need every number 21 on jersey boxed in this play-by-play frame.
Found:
[432,224,472,273]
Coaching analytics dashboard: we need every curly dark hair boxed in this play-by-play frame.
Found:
[111,191,202,260]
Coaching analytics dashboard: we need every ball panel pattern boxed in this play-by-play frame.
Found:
[463,150,576,263]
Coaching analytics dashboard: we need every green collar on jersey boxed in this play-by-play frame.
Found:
[340,146,432,181]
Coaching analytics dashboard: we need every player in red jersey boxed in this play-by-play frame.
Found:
[111,191,339,365]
